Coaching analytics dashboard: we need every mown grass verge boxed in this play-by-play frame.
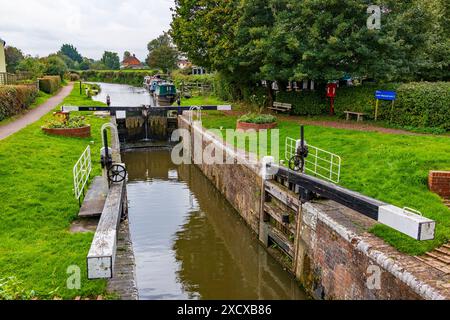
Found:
[0,84,109,299]
[185,95,450,256]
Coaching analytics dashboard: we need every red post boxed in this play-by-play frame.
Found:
[327,83,337,116]
[330,97,335,116]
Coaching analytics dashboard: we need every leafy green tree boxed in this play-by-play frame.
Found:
[79,58,93,71]
[101,51,120,70]
[58,44,83,63]
[123,51,131,61]
[146,33,179,73]
[5,46,24,73]
[45,55,68,78]
[170,0,238,70]
[16,56,46,78]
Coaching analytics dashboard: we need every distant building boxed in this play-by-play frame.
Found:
[0,37,6,73]
[121,54,143,69]
[177,58,191,70]
[192,66,207,75]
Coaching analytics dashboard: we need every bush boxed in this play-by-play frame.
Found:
[38,76,61,94]
[44,116,87,129]
[69,73,80,81]
[80,70,159,87]
[0,85,39,121]
[238,113,277,124]
[276,90,328,115]
[333,83,400,118]
[392,82,450,131]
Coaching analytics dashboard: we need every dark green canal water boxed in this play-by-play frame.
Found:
[122,150,307,300]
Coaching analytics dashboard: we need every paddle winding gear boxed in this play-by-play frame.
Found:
[108,164,127,183]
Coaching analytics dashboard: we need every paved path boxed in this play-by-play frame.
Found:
[0,83,74,141]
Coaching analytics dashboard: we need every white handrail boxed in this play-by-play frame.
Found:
[73,146,92,200]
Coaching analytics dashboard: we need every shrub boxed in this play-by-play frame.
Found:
[391,82,450,131]
[38,76,61,94]
[44,116,87,129]
[69,73,80,81]
[238,113,277,124]
[0,85,38,121]
[276,90,328,115]
[333,83,400,118]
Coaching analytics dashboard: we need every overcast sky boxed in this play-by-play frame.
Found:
[0,0,175,61]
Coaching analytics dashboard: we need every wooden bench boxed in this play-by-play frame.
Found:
[344,111,367,122]
[268,102,292,113]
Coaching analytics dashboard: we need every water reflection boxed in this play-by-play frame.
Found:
[123,150,306,300]
[91,82,154,107]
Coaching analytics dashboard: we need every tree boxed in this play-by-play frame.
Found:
[45,55,68,78]
[16,56,46,78]
[101,51,120,70]
[123,51,131,61]
[170,0,238,70]
[79,58,93,71]
[5,46,24,73]
[146,33,179,73]
[58,44,83,63]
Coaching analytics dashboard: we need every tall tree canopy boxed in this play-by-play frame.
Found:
[146,33,179,73]
[170,0,449,83]
[58,44,83,63]
[101,51,120,70]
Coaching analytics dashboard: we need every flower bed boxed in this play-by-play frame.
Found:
[42,115,91,138]
[237,113,277,131]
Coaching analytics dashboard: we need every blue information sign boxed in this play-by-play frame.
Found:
[375,90,397,101]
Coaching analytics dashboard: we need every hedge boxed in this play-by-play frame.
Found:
[0,85,39,121]
[38,76,61,94]
[392,82,450,131]
[81,70,159,87]
[333,83,400,118]
[276,90,328,115]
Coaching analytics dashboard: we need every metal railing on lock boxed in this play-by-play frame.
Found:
[73,146,92,204]
[285,137,342,184]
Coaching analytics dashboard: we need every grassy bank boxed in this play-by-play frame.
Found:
[181,95,450,255]
[0,85,109,299]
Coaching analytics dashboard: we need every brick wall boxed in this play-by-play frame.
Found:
[429,171,450,198]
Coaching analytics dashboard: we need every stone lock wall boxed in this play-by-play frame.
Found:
[179,116,449,300]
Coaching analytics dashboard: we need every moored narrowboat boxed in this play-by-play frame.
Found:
[153,82,177,105]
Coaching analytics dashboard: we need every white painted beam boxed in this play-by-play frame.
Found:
[378,206,435,241]
[87,178,126,280]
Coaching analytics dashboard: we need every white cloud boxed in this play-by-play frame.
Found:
[0,0,175,60]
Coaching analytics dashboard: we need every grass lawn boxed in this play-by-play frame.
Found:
[0,85,109,299]
[185,95,450,256]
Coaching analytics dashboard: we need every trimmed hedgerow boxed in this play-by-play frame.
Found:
[275,90,328,115]
[333,83,400,118]
[392,82,450,131]
[80,70,159,87]
[38,76,61,94]
[0,85,39,121]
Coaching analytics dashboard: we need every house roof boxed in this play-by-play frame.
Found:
[122,55,141,66]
